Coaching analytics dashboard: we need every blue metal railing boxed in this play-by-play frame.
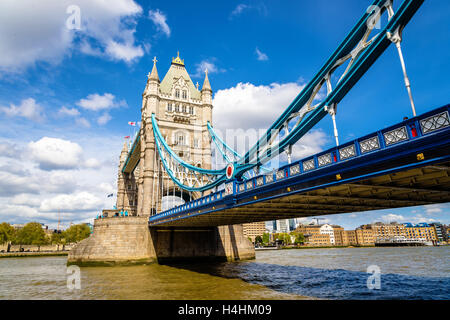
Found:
[149,104,450,223]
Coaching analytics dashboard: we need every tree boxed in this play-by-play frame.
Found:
[13,222,48,245]
[255,235,263,245]
[63,224,91,243]
[273,233,291,245]
[51,231,66,245]
[0,222,15,244]
[262,233,270,244]
[291,232,305,245]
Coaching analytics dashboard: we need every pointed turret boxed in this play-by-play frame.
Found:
[149,56,159,82]
[119,141,128,165]
[144,57,160,97]
[201,69,212,93]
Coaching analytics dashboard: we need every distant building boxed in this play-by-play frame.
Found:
[295,224,343,246]
[402,223,437,243]
[242,221,267,242]
[428,223,447,243]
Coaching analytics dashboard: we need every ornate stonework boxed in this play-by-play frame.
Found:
[115,53,213,216]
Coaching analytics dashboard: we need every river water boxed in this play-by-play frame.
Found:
[0,246,448,300]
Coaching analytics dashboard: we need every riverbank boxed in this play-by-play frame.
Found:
[257,245,376,250]
[0,251,69,258]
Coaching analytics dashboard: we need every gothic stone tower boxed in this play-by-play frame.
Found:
[68,53,255,266]
[116,53,213,216]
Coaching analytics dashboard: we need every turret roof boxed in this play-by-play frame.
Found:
[159,52,201,100]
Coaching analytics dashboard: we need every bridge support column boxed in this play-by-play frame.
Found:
[68,216,157,266]
[68,218,254,266]
[151,224,255,264]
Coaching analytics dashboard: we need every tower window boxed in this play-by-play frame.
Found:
[182,90,187,100]
[189,106,194,115]
[182,105,187,113]
[175,104,180,112]
[175,89,180,98]
[167,103,172,112]
[175,132,185,146]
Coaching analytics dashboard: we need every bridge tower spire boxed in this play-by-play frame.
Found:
[116,142,129,211]
[139,56,161,216]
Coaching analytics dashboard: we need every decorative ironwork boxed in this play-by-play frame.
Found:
[318,154,332,167]
[339,144,356,160]
[303,159,315,171]
[246,180,253,189]
[420,111,450,134]
[256,177,264,186]
[276,170,285,180]
[290,164,300,176]
[224,182,233,196]
[383,126,408,146]
[239,183,245,192]
[265,174,274,183]
[359,136,380,153]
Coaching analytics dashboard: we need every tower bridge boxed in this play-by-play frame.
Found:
[68,0,450,266]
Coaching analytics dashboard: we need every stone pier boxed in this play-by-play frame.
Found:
[68,216,255,266]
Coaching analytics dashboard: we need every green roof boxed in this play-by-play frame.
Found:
[159,63,201,100]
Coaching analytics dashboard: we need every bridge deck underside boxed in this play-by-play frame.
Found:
[155,162,450,227]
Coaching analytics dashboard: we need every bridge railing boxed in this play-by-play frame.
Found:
[152,104,449,220]
[234,104,449,195]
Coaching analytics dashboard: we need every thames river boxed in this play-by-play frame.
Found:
[0,246,448,300]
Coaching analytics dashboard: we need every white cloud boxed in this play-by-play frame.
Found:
[105,40,144,62]
[10,194,42,207]
[381,213,405,223]
[0,141,21,158]
[0,133,122,227]
[148,9,171,37]
[0,0,144,73]
[229,3,267,19]
[231,4,250,17]
[0,98,44,121]
[28,137,83,171]
[424,204,443,215]
[83,158,101,169]
[255,47,268,61]
[97,113,112,125]
[194,59,225,78]
[40,192,103,212]
[213,82,305,132]
[380,212,442,225]
[75,117,91,128]
[291,130,329,160]
[211,81,330,164]
[76,93,126,111]
[58,106,80,117]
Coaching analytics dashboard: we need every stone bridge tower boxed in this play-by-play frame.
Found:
[116,53,213,216]
[69,54,255,266]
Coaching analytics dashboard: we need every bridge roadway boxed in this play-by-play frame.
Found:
[149,105,450,227]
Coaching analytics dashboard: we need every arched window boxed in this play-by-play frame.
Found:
[167,103,172,112]
[175,104,180,112]
[189,106,194,115]
[182,90,187,100]
[182,105,187,113]
[175,89,180,98]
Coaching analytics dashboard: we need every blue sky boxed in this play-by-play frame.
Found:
[0,0,448,229]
